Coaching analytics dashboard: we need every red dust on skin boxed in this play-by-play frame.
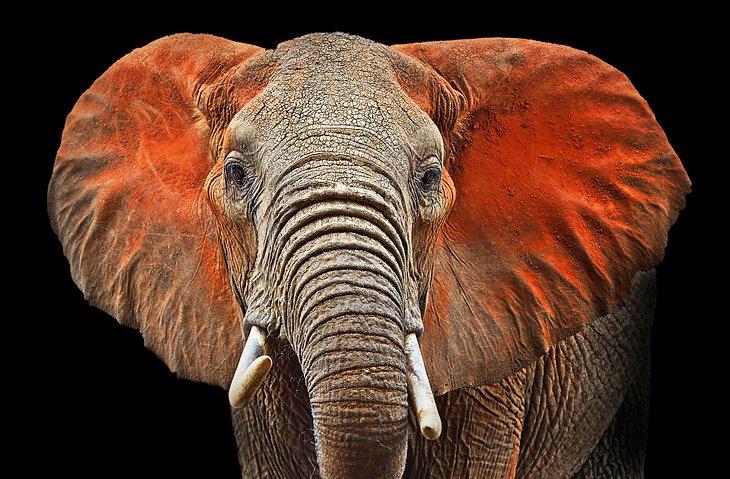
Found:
[49,34,689,400]
[50,35,264,385]
[396,39,690,393]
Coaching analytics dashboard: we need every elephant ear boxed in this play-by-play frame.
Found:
[393,39,690,394]
[48,34,263,387]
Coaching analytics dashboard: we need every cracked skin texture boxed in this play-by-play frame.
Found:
[49,32,689,477]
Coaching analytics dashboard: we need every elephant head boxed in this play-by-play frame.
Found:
[48,33,689,478]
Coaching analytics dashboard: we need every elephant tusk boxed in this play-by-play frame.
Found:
[228,325,272,408]
[405,333,442,440]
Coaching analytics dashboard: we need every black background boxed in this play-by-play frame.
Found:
[28,13,715,478]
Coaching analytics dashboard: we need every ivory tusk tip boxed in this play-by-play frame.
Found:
[258,354,273,367]
[228,355,272,409]
[254,354,273,372]
[419,410,442,440]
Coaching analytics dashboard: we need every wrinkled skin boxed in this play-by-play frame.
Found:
[48,32,689,478]
[208,35,451,477]
[235,270,655,478]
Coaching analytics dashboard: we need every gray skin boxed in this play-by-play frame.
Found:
[221,34,441,477]
[212,33,654,478]
[233,270,654,478]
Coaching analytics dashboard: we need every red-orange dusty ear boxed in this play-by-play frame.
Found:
[393,39,690,394]
[48,34,264,388]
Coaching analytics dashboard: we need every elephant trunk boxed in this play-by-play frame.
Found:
[302,301,408,478]
[291,231,409,478]
[274,178,410,477]
[236,157,442,476]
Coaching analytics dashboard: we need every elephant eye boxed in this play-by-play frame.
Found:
[420,168,441,190]
[226,163,248,187]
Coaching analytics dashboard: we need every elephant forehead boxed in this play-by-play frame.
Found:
[249,86,416,143]
[272,32,399,90]
[235,33,436,158]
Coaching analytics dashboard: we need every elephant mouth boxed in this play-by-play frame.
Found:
[228,324,441,441]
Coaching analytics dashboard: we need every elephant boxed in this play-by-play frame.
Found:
[48,32,690,478]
